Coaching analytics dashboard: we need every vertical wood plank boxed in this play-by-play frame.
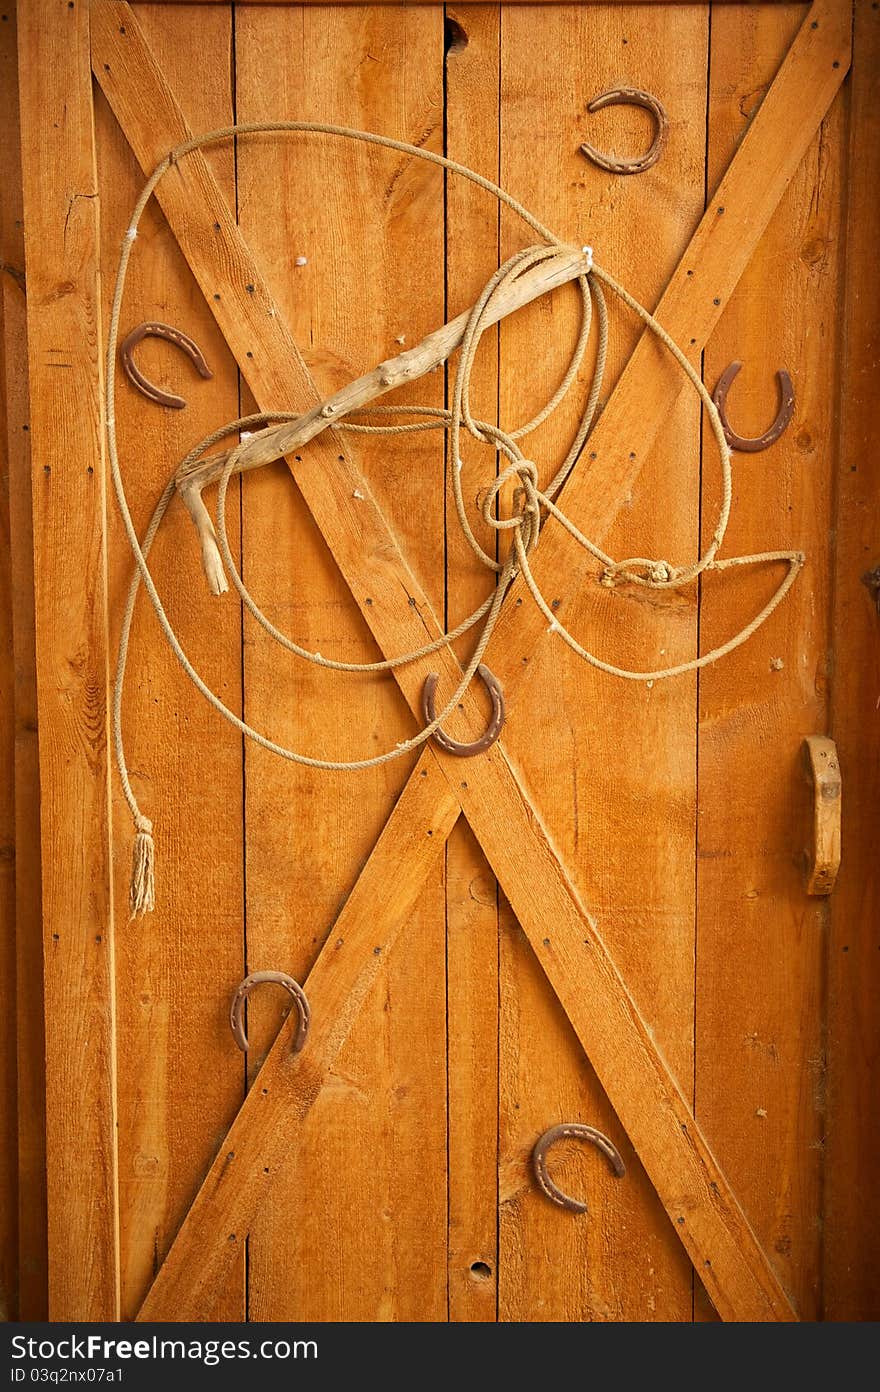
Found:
[824,0,880,1322]
[94,2,246,1320]
[444,1,501,1322]
[0,41,20,1320]
[17,0,119,1320]
[697,0,842,1322]
[0,0,48,1320]
[234,2,448,1321]
[497,1,706,1321]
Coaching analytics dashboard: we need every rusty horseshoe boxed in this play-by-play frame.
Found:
[580,86,669,176]
[532,1123,626,1214]
[712,360,795,453]
[120,320,213,410]
[229,970,310,1054]
[421,663,505,758]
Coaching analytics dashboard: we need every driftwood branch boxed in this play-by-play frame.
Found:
[175,245,590,594]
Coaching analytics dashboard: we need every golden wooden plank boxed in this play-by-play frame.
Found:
[233,1,449,1321]
[824,0,880,1319]
[496,0,706,1321]
[695,4,845,1319]
[95,1,248,1320]
[0,0,47,1319]
[17,0,119,1321]
[445,1,503,1322]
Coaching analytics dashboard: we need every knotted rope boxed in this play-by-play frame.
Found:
[105,123,803,915]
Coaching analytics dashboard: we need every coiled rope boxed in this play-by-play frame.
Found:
[106,123,803,915]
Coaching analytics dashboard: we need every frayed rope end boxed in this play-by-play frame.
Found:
[130,815,155,918]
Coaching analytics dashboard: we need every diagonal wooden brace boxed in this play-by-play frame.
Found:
[137,751,460,1321]
[93,0,849,1323]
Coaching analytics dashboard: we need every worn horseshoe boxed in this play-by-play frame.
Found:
[421,663,505,758]
[580,86,669,175]
[532,1123,626,1214]
[120,320,213,409]
[712,360,795,453]
[229,970,310,1054]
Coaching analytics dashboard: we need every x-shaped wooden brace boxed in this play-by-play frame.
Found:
[92,0,850,1323]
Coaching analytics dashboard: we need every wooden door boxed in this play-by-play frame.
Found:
[4,0,879,1323]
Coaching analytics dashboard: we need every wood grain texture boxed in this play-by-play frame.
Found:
[444,1,502,1322]
[497,0,706,1322]
[92,0,850,1324]
[178,3,850,586]
[137,757,459,1320]
[94,0,458,1322]
[92,0,849,748]
[140,735,798,1318]
[95,1,246,1321]
[92,0,481,738]
[171,0,851,700]
[824,0,880,1322]
[452,745,795,1321]
[182,245,589,508]
[479,0,850,701]
[17,0,119,1320]
[0,0,47,1320]
[95,0,835,1322]
[144,1,799,6]
[696,0,843,1322]
[233,1,448,1322]
[0,26,19,1319]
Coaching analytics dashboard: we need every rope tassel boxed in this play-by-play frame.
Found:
[106,123,805,919]
[130,815,155,918]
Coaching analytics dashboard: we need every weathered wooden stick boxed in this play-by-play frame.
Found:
[175,244,589,593]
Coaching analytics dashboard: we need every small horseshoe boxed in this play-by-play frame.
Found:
[120,320,213,410]
[712,361,795,453]
[229,970,310,1054]
[532,1123,626,1214]
[421,663,505,758]
[580,86,669,176]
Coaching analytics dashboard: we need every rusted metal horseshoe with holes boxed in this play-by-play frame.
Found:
[229,970,310,1055]
[580,86,669,175]
[712,360,795,452]
[532,1123,627,1214]
[421,663,505,757]
[120,320,213,409]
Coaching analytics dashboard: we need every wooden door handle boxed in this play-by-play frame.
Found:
[802,736,841,895]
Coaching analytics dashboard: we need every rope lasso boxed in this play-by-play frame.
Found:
[105,122,803,915]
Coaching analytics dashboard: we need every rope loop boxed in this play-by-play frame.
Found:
[479,457,542,560]
[103,121,804,912]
